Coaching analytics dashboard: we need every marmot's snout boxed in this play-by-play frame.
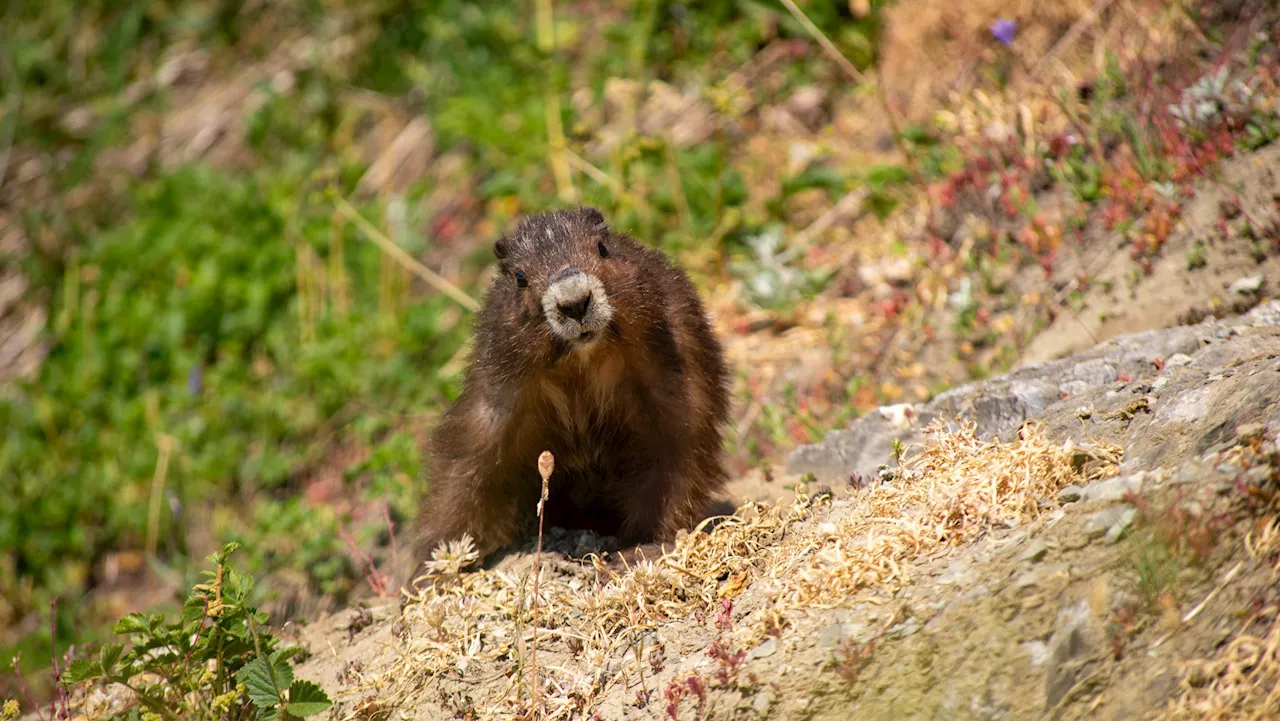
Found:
[542,267,614,342]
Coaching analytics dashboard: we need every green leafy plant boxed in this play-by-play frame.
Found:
[729,226,833,311]
[61,543,331,721]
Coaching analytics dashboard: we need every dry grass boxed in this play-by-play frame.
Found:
[755,419,1118,619]
[328,420,1119,719]
[1154,514,1280,721]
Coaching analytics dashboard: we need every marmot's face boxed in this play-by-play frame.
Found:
[492,207,623,352]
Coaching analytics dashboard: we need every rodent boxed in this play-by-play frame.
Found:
[413,206,731,567]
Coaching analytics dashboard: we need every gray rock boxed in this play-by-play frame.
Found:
[937,558,972,585]
[888,619,922,640]
[1164,353,1194,368]
[1078,473,1144,504]
[1156,385,1211,424]
[1044,600,1105,710]
[1013,563,1070,593]
[786,319,1204,482]
[1057,486,1083,503]
[752,690,775,715]
[1104,509,1138,544]
[1228,274,1264,295]
[817,622,860,650]
[1020,540,1050,563]
[749,638,778,659]
[1244,299,1280,326]
[1170,462,1207,486]
[1082,507,1136,540]
[1059,380,1092,397]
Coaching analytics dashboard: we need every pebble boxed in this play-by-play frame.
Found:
[1020,540,1050,563]
[1083,507,1137,540]
[1236,423,1266,442]
[818,622,860,650]
[1165,353,1194,368]
[750,639,778,659]
[889,619,922,640]
[937,558,972,585]
[1105,511,1137,543]
[1079,473,1144,504]
[1013,563,1069,593]
[1022,640,1049,667]
[1228,274,1264,295]
[1057,486,1084,503]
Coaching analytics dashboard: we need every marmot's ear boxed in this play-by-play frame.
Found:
[580,207,608,233]
[493,238,509,260]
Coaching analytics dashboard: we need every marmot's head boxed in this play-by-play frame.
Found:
[485,207,641,366]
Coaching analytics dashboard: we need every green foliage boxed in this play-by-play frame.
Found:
[1186,242,1207,270]
[729,226,833,311]
[2,164,467,629]
[1128,529,1182,611]
[61,543,332,721]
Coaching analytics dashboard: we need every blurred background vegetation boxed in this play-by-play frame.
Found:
[2,0,1275,705]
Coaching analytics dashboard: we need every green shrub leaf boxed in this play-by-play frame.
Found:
[236,655,289,710]
[112,613,150,636]
[284,679,333,717]
[99,643,125,674]
[62,659,103,684]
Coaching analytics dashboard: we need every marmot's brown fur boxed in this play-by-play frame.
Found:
[414,207,731,566]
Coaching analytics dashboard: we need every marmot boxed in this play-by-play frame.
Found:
[414,207,731,566]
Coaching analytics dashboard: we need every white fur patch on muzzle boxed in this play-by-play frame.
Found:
[542,270,613,342]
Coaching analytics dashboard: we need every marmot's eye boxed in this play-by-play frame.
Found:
[515,271,528,288]
[597,241,609,258]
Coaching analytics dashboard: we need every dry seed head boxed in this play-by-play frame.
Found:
[538,451,555,484]
[425,533,480,576]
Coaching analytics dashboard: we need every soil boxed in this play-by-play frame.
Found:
[1020,143,1280,365]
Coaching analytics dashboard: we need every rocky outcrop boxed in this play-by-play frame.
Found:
[788,301,1280,483]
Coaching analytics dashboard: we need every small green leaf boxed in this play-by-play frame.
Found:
[237,656,289,710]
[284,680,332,717]
[113,613,150,635]
[864,163,911,188]
[100,643,125,673]
[62,659,103,684]
[271,654,295,687]
[215,541,242,564]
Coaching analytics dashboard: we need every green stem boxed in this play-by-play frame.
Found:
[117,680,185,721]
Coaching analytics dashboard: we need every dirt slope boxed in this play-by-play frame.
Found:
[1020,143,1280,365]
[288,304,1280,720]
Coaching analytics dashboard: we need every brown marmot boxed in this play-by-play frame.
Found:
[414,207,731,567]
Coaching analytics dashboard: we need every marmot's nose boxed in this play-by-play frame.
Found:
[558,294,591,322]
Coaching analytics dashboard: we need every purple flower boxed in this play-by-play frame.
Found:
[188,363,203,396]
[990,18,1017,46]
